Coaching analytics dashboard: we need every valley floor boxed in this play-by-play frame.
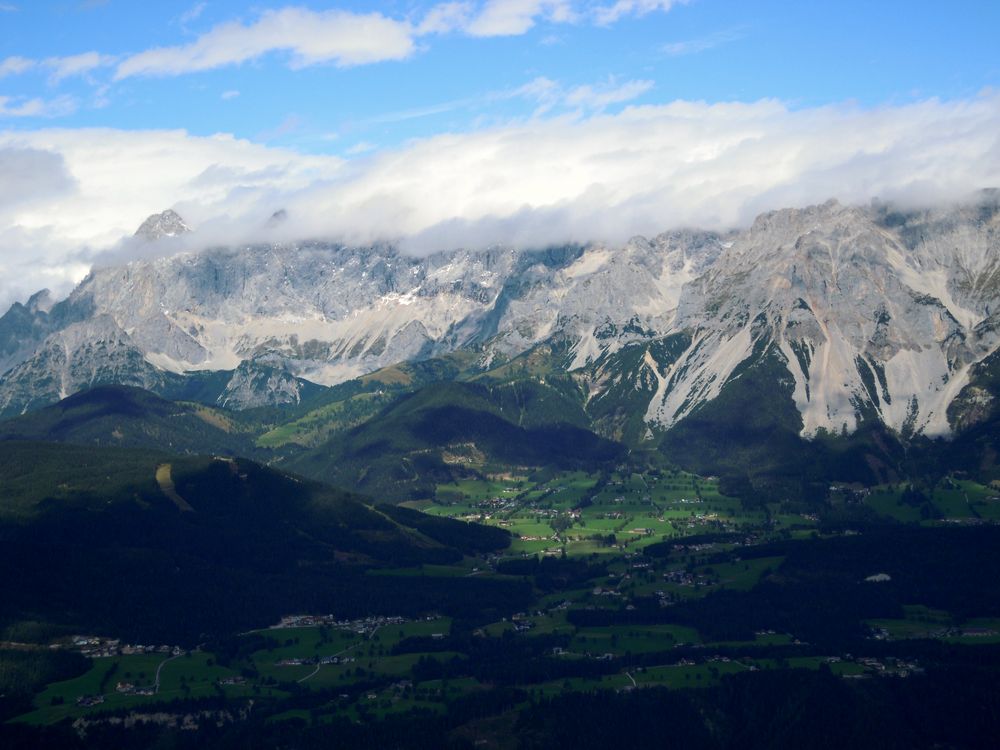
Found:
[5,467,1000,748]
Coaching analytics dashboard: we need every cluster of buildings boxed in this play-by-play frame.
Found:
[114,681,155,696]
[591,586,623,597]
[670,542,718,553]
[273,614,408,635]
[276,654,357,667]
[871,624,998,641]
[68,636,182,659]
[509,613,535,633]
[661,570,712,588]
[476,496,518,513]
[851,657,924,678]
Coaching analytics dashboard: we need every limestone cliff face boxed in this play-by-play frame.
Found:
[653,198,1000,436]
[2,196,998,439]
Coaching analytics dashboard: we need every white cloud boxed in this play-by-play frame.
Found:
[0,148,79,305]
[465,0,574,37]
[179,1,207,25]
[0,128,341,307]
[514,76,560,98]
[564,78,653,110]
[512,75,651,114]
[417,1,473,35]
[0,55,34,77]
[221,89,240,100]
[348,73,650,126]
[511,76,561,113]
[92,83,112,109]
[114,7,418,79]
[0,95,77,117]
[345,141,377,155]
[359,96,483,126]
[0,3,17,11]
[112,1,688,79]
[593,0,684,26]
[0,52,115,83]
[1,93,998,309]
[44,51,115,82]
[663,28,745,57]
[0,147,76,207]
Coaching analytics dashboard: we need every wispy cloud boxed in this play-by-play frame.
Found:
[416,1,474,35]
[662,27,745,57]
[0,55,34,77]
[357,96,483,126]
[44,51,116,83]
[91,84,112,109]
[115,8,418,79]
[1,52,115,83]
[514,75,653,114]
[594,0,686,26]
[345,141,377,156]
[179,2,207,25]
[221,89,240,100]
[464,0,575,37]
[256,113,304,142]
[113,2,689,79]
[0,3,17,11]
[352,73,652,130]
[564,78,654,110]
[458,0,688,36]
[0,94,77,117]
[511,76,560,107]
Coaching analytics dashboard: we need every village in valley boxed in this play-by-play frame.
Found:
[11,465,1000,732]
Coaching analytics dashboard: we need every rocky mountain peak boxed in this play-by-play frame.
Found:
[134,209,190,241]
[1,197,998,443]
[25,289,54,315]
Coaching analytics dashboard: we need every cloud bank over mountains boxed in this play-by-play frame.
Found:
[0,90,998,310]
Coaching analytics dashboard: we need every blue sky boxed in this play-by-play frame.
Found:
[2,1,998,154]
[0,1,999,308]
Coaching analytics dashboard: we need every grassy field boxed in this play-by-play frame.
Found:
[865,479,1000,524]
[256,392,395,448]
[570,624,702,654]
[14,464,1000,732]
[17,652,263,725]
[422,469,772,560]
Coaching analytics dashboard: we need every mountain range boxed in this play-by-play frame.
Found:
[1,193,998,492]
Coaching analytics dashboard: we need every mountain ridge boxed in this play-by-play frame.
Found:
[1,194,998,448]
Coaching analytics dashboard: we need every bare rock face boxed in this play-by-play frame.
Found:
[0,315,172,416]
[134,209,190,241]
[648,198,1000,437]
[1,194,998,441]
[218,355,310,410]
